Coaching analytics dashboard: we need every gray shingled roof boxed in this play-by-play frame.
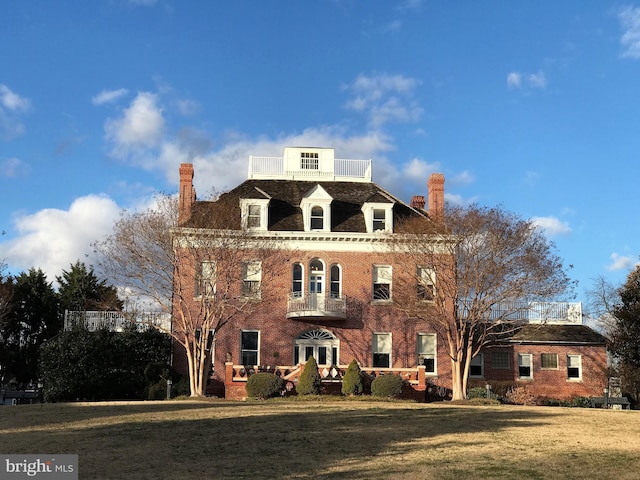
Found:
[507,324,607,345]
[185,179,444,233]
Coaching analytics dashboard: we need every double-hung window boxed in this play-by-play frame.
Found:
[417,333,436,374]
[417,267,436,302]
[469,354,484,377]
[292,263,303,297]
[373,209,386,231]
[310,206,324,230]
[330,264,341,298]
[196,261,216,298]
[541,353,558,369]
[518,353,533,379]
[372,265,392,301]
[241,331,259,366]
[372,333,391,368]
[567,355,582,381]
[241,261,262,299]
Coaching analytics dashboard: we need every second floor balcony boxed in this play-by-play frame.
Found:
[286,293,347,321]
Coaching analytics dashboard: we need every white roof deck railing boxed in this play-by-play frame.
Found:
[458,301,583,325]
[248,156,372,182]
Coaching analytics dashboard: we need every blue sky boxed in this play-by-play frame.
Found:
[1,0,639,303]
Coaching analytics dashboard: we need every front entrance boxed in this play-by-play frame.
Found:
[294,329,339,367]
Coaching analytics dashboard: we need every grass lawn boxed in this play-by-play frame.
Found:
[1,398,639,479]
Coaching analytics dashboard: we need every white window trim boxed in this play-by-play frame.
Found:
[567,354,582,382]
[362,202,394,233]
[300,185,332,232]
[417,266,436,302]
[372,264,392,303]
[240,199,269,231]
[196,261,216,299]
[417,333,437,375]
[518,353,533,380]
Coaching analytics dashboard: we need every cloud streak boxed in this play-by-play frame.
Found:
[619,5,640,59]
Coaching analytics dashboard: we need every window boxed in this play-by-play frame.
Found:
[567,355,582,380]
[309,259,324,294]
[295,329,339,367]
[518,353,533,379]
[241,261,262,298]
[469,354,483,377]
[247,204,261,228]
[241,331,259,366]
[373,333,391,367]
[417,267,436,302]
[417,333,436,374]
[310,206,324,230]
[372,265,392,301]
[196,261,216,297]
[373,209,386,231]
[301,151,319,170]
[541,353,558,369]
[292,263,303,297]
[330,264,341,298]
[492,351,510,369]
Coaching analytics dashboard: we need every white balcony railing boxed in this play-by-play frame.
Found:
[286,293,347,320]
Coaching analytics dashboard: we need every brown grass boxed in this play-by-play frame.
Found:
[1,399,639,479]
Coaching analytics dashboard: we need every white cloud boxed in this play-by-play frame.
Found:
[619,6,640,59]
[129,0,157,5]
[0,84,31,140]
[0,195,121,281]
[450,170,474,186]
[104,91,165,158]
[343,72,423,128]
[92,88,129,105]
[0,158,31,178]
[531,216,572,236]
[607,253,639,271]
[507,70,547,90]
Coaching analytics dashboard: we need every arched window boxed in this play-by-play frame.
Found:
[330,264,341,298]
[294,329,339,367]
[292,263,303,297]
[309,259,324,294]
[310,206,324,230]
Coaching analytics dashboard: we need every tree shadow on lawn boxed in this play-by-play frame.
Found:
[0,403,559,479]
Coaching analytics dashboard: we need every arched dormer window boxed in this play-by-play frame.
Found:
[300,184,332,232]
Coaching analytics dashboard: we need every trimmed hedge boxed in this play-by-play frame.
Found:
[245,372,286,399]
[371,374,404,398]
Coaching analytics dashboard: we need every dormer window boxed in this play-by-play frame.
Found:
[300,184,332,232]
[311,206,324,230]
[301,152,319,170]
[362,203,394,233]
[373,209,386,231]
[241,199,269,231]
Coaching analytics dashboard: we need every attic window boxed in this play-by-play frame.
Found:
[310,206,324,230]
[301,152,319,170]
[373,209,386,231]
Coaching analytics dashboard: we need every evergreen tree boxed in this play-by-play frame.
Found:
[57,261,123,312]
[611,266,640,369]
[341,359,364,395]
[297,356,321,395]
[3,268,60,387]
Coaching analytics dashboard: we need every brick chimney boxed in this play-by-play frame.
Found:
[427,173,445,223]
[178,163,196,225]
[410,195,426,210]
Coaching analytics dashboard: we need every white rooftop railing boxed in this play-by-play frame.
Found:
[64,310,171,332]
[458,301,583,325]
[248,156,372,182]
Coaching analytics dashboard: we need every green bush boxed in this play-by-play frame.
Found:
[342,359,364,395]
[467,386,498,400]
[371,374,404,398]
[296,356,321,395]
[245,372,286,399]
[148,381,168,400]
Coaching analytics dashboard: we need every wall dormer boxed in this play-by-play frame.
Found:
[300,184,333,232]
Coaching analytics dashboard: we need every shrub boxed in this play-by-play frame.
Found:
[504,386,538,406]
[342,360,364,396]
[296,356,322,395]
[371,374,404,398]
[148,381,168,400]
[245,373,286,399]
[467,386,498,401]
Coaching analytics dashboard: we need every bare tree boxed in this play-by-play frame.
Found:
[585,275,619,336]
[392,204,572,400]
[95,194,289,396]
